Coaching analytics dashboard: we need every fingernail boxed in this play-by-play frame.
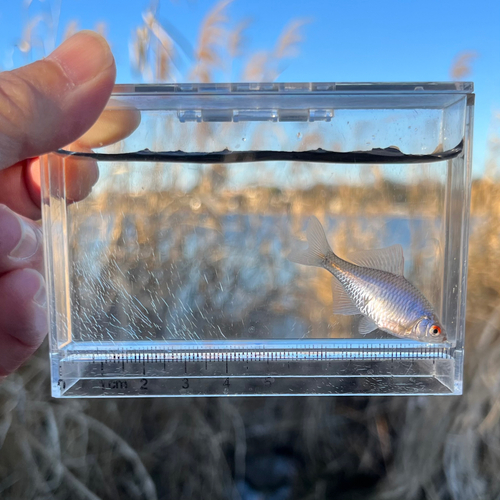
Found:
[33,278,47,308]
[0,205,40,260]
[47,30,114,86]
[33,277,48,336]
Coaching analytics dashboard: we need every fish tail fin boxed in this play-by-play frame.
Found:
[288,216,334,267]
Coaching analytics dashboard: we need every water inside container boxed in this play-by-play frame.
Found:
[63,156,450,345]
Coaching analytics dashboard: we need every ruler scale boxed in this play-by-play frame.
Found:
[53,342,455,397]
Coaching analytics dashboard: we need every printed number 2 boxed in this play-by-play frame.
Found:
[141,379,148,390]
[182,378,189,389]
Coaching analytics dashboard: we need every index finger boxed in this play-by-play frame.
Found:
[75,99,141,149]
[21,103,141,218]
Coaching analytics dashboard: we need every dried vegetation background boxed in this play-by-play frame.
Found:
[1,2,500,499]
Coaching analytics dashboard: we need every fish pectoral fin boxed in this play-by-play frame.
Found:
[331,278,360,315]
[358,316,379,336]
[347,244,404,276]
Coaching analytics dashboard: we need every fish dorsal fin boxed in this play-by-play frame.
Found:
[331,278,360,315]
[347,244,404,275]
[359,316,379,335]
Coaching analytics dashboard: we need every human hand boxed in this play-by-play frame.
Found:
[0,31,116,379]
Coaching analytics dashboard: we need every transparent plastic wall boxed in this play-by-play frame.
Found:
[41,83,474,397]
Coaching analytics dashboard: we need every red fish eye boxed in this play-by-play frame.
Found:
[430,325,441,336]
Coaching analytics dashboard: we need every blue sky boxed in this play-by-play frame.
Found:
[0,0,498,175]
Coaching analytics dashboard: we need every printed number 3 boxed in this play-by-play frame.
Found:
[182,379,189,389]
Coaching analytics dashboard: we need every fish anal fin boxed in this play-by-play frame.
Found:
[347,244,404,275]
[331,278,359,315]
[359,316,379,336]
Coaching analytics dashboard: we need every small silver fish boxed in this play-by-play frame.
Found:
[288,216,446,343]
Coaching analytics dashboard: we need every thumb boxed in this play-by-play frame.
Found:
[0,30,116,170]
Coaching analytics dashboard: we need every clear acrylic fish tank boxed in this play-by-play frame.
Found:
[41,82,474,397]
